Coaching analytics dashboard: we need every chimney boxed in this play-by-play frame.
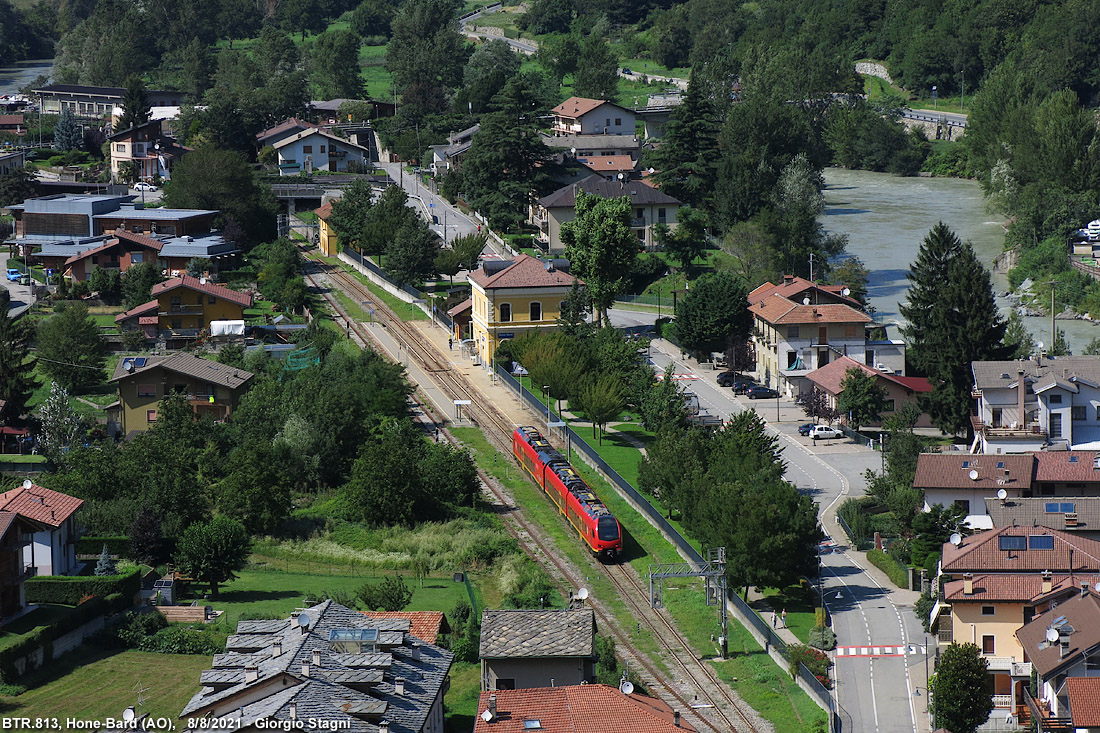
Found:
[244,666,258,684]
[395,677,405,696]
[489,695,497,717]
[963,573,974,595]
[674,711,681,728]
[288,703,297,720]
[272,641,282,657]
[550,678,555,687]
[411,642,421,661]
[312,649,321,667]
[1042,571,1052,595]
[783,274,794,283]
[379,720,390,733]
[1018,369,1026,429]
[300,664,310,678]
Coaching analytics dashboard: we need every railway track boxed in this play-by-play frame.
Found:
[303,255,762,733]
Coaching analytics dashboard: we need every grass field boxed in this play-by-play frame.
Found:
[444,661,481,733]
[0,647,210,719]
[0,605,74,652]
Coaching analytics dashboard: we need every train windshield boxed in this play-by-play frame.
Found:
[597,517,619,541]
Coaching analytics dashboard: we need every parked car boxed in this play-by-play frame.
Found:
[5,268,20,282]
[809,425,844,440]
[798,423,817,436]
[732,381,755,394]
[746,386,780,399]
[133,182,158,192]
[716,371,738,387]
[622,67,633,74]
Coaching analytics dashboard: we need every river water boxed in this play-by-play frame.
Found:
[0,59,53,98]
[821,167,1099,353]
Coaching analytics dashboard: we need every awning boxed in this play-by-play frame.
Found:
[928,599,948,629]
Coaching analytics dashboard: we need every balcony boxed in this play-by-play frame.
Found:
[162,304,204,314]
[630,218,646,228]
[158,328,202,339]
[980,422,1046,438]
[983,657,1031,676]
[992,695,1013,710]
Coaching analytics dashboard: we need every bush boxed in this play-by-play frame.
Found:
[808,626,836,651]
[138,626,223,655]
[357,575,413,612]
[75,535,131,557]
[449,598,472,627]
[25,567,141,605]
[116,610,168,648]
[788,644,833,688]
[867,549,909,589]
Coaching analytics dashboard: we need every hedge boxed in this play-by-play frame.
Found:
[0,596,109,678]
[75,535,130,557]
[25,567,141,606]
[867,549,909,589]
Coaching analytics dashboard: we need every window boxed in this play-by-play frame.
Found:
[495,679,515,690]
[131,252,142,263]
[137,384,156,397]
[605,118,610,127]
[998,535,1027,551]
[636,208,644,219]
[132,224,141,233]
[982,635,995,655]
[1073,406,1087,421]
[787,351,799,368]
[171,295,182,307]
[788,326,800,339]
[523,721,543,730]
[997,461,1005,468]
[1029,535,1055,550]
[1095,405,1100,420]
[658,207,666,223]
[197,294,203,305]
[614,118,621,126]
[499,303,511,322]
[1051,413,1063,439]
[115,144,125,152]
[844,324,860,338]
[303,145,312,153]
[1050,394,1063,404]
[146,410,157,422]
[91,256,98,265]
[529,302,542,321]
[954,499,970,515]
[884,399,896,412]
[982,606,995,616]
[209,296,216,304]
[320,145,325,153]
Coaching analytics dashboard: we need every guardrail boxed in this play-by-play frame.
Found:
[493,363,837,726]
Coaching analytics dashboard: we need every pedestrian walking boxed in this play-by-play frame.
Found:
[448,337,453,350]
[771,611,777,628]
[781,608,787,628]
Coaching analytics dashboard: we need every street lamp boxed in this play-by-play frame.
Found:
[931,85,938,110]
[543,385,551,429]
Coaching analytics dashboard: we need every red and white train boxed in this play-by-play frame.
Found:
[512,425,622,560]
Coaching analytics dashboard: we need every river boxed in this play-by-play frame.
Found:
[821,167,1099,353]
[0,58,53,98]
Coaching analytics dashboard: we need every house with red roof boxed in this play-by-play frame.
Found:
[0,480,84,578]
[114,275,253,344]
[805,355,932,428]
[468,255,579,369]
[0,510,49,618]
[361,611,450,645]
[550,97,635,137]
[62,230,164,281]
[747,276,903,398]
[472,685,696,733]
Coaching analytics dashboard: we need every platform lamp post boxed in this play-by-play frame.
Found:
[543,385,551,431]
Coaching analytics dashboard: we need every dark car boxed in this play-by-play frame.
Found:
[732,381,755,394]
[716,371,738,387]
[746,386,780,400]
[798,423,816,436]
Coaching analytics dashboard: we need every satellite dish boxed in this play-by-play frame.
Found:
[199,277,207,285]
[22,479,32,489]
[124,360,134,372]
[949,532,962,547]
[576,587,589,601]
[619,680,635,695]
[480,710,494,723]
[297,613,311,629]
[1046,627,1060,643]
[969,469,979,481]
[842,287,851,297]
[997,488,1008,500]
[1037,341,1045,350]
[122,708,136,723]
[803,297,811,305]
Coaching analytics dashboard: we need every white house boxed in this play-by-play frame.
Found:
[0,481,84,577]
[549,97,636,137]
[272,129,370,176]
[972,356,1100,454]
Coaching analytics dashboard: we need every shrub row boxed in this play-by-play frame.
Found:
[25,567,141,606]
[115,611,223,655]
[75,535,130,557]
[867,549,909,589]
[0,593,129,678]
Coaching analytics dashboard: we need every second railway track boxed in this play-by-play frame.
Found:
[304,255,763,733]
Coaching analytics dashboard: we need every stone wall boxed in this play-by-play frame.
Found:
[855,62,893,84]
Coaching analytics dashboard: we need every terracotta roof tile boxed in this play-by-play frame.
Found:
[256,118,315,141]
[469,254,578,290]
[1068,677,1100,727]
[447,298,471,317]
[578,154,637,173]
[0,484,83,527]
[361,611,448,644]
[0,115,25,126]
[806,356,932,396]
[115,299,159,323]
[115,230,168,250]
[63,233,162,266]
[1017,591,1100,676]
[749,295,871,325]
[1034,451,1100,482]
[913,453,1035,491]
[152,274,253,308]
[941,525,1100,573]
[537,175,680,209]
[942,573,1100,602]
[314,202,333,220]
[550,97,619,119]
[748,276,862,308]
[472,685,697,733]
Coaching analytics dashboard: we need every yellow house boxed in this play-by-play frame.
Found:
[315,201,339,256]
[468,254,579,368]
[116,275,253,341]
[109,353,254,435]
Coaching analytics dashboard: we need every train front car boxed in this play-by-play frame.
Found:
[593,514,623,560]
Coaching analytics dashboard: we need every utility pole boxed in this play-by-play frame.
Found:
[649,548,728,659]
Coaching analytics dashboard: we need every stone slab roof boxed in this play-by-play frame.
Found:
[537,175,679,209]
[479,609,595,659]
[972,356,1100,391]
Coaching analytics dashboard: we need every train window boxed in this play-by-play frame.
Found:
[598,517,619,541]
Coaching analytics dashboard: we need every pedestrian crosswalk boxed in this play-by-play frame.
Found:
[655,372,700,381]
[834,644,926,658]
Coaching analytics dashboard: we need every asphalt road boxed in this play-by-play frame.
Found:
[1,252,36,318]
[376,161,482,246]
[901,107,968,127]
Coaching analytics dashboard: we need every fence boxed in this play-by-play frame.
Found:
[494,363,838,727]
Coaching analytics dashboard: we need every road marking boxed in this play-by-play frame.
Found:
[835,645,924,658]
[654,372,699,381]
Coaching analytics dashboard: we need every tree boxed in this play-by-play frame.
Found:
[116,75,151,131]
[311,30,364,99]
[0,163,38,207]
[801,386,838,425]
[351,0,396,39]
[173,515,251,597]
[518,0,573,34]
[646,72,722,210]
[573,35,617,101]
[181,37,214,101]
[1049,327,1070,357]
[900,223,1008,435]
[671,271,751,356]
[411,556,430,588]
[36,302,105,391]
[456,39,521,114]
[130,505,167,566]
[37,381,85,465]
[535,33,579,84]
[386,0,468,117]
[357,575,413,611]
[562,192,637,325]
[826,257,870,305]
[1084,336,1100,356]
[657,206,708,273]
[217,440,293,533]
[837,367,889,430]
[121,261,164,310]
[53,108,84,151]
[932,643,994,733]
[116,160,139,186]
[385,218,439,287]
[1003,310,1036,359]
[639,365,688,431]
[0,314,37,423]
[255,25,300,77]
[576,376,626,444]
[94,544,117,576]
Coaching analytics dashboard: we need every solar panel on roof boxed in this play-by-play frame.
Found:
[1070,456,1078,463]
[329,628,379,643]
[134,357,147,367]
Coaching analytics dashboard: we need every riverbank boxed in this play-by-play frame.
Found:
[0,59,53,98]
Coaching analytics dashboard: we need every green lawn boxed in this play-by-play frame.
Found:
[308,252,429,321]
[0,647,209,720]
[761,583,820,646]
[0,454,46,464]
[0,605,74,652]
[444,661,481,733]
